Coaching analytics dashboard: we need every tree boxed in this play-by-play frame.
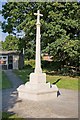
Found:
[45,38,80,64]
[18,37,35,60]
[2,35,19,50]
[1,2,80,67]
[2,2,80,39]
[0,41,2,50]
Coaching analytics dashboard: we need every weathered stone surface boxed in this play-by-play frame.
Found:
[17,10,58,101]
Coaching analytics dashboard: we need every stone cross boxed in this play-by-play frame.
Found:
[34,10,43,73]
[17,10,58,101]
[34,10,43,24]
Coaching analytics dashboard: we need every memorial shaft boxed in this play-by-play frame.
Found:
[34,10,43,73]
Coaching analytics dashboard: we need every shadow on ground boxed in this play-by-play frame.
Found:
[2,70,23,118]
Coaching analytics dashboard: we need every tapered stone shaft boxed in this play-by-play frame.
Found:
[34,10,43,73]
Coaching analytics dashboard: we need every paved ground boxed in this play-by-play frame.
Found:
[2,70,23,111]
[2,70,78,118]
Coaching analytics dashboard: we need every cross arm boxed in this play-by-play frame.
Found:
[34,13,43,17]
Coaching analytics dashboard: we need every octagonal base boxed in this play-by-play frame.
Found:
[17,73,58,101]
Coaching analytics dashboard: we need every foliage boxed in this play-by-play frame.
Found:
[0,41,2,50]
[44,39,80,68]
[42,60,79,76]
[24,59,35,68]
[2,35,19,50]
[1,2,80,64]
[19,37,35,60]
[2,2,80,39]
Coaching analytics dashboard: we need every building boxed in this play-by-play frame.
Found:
[0,50,24,70]
[42,53,53,61]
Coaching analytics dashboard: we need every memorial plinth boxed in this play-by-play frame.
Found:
[17,10,58,101]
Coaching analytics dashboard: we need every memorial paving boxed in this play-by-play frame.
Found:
[2,70,78,118]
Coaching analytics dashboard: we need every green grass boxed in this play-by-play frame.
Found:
[0,71,12,89]
[0,71,2,89]
[14,69,80,90]
[2,112,23,120]
[47,75,79,90]
[13,68,33,83]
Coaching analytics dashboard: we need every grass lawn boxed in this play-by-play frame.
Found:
[47,75,79,90]
[14,68,33,83]
[14,69,80,90]
[0,71,12,89]
[2,112,23,120]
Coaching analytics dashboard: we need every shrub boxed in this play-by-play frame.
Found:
[24,59,35,68]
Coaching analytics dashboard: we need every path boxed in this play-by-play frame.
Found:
[2,70,78,118]
[13,89,78,118]
[2,70,23,112]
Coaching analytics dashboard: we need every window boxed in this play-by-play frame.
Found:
[3,57,7,59]
[0,56,8,65]
[0,60,6,64]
